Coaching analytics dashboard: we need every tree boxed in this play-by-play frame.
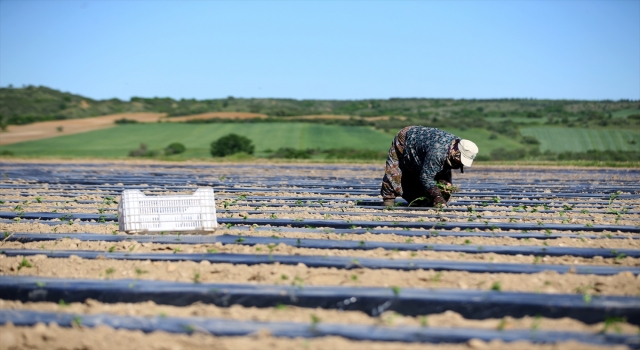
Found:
[165,142,186,155]
[210,134,255,157]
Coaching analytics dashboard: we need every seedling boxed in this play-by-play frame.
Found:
[491,281,502,291]
[135,268,148,276]
[193,272,201,284]
[581,209,589,214]
[58,299,70,307]
[531,315,542,330]
[36,281,46,288]
[358,240,365,247]
[585,223,593,228]
[310,314,321,327]
[533,256,541,264]
[601,316,626,334]
[405,238,413,243]
[408,196,427,207]
[275,303,288,310]
[432,272,443,282]
[562,204,574,211]
[292,276,305,288]
[173,247,181,254]
[497,318,507,330]
[207,249,218,253]
[18,258,33,270]
[464,239,471,245]
[108,246,115,253]
[235,237,245,243]
[492,196,501,203]
[270,213,278,219]
[72,316,83,327]
[105,267,115,276]
[350,274,358,281]
[420,316,428,327]
[391,285,401,296]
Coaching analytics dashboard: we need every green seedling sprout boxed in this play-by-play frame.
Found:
[105,267,115,276]
[408,196,427,207]
[497,318,507,331]
[391,285,401,296]
[108,246,115,253]
[350,274,358,281]
[432,272,443,282]
[18,258,33,270]
[193,272,201,284]
[491,281,502,291]
[135,268,148,276]
[601,316,626,334]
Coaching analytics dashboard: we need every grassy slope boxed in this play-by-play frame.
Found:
[0,123,523,159]
[520,127,640,152]
[0,123,391,158]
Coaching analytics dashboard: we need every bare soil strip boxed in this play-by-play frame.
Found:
[1,323,625,350]
[1,255,638,295]
[2,238,638,267]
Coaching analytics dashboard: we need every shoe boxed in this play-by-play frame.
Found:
[383,199,395,207]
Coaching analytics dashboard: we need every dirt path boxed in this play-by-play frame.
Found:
[0,113,163,145]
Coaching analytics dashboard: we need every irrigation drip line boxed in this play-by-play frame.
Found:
[3,182,638,200]
[2,249,638,276]
[6,233,639,258]
[1,276,639,325]
[3,203,633,226]
[2,211,639,234]
[1,310,637,348]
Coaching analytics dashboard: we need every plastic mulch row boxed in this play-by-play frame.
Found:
[1,309,638,348]
[3,211,638,233]
[6,233,640,258]
[1,276,639,325]
[3,248,639,276]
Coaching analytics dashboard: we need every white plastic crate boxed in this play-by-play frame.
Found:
[118,188,218,234]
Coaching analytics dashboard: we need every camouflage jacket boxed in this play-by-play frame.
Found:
[403,126,459,192]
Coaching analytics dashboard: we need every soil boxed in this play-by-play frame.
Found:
[162,112,268,121]
[0,323,626,350]
[1,255,638,296]
[2,299,638,335]
[0,159,639,349]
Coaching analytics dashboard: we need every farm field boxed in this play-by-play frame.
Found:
[0,123,523,159]
[520,127,640,153]
[0,160,639,349]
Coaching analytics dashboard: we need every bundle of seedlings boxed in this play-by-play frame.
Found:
[437,180,460,203]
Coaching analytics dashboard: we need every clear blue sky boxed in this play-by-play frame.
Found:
[1,0,639,101]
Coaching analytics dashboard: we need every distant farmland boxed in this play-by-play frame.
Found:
[520,127,640,152]
[0,122,527,159]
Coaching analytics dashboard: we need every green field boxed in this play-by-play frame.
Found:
[0,123,523,159]
[611,109,640,119]
[520,127,640,152]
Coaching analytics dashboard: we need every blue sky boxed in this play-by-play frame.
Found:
[1,1,638,100]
